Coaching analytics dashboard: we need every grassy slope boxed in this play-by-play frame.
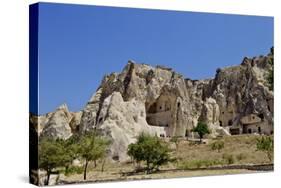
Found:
[61,134,273,183]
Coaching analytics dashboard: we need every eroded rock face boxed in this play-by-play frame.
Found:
[35,49,274,161]
[34,104,82,139]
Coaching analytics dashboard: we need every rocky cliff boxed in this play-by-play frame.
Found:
[31,48,274,161]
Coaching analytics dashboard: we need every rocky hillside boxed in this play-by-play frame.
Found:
[31,48,274,161]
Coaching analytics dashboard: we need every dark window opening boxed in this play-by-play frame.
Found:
[219,121,223,127]
[222,111,224,114]
[185,130,188,137]
[159,106,162,110]
[178,102,180,107]
[248,129,252,134]
[228,120,233,126]
[166,124,169,127]
[112,155,119,161]
[258,114,264,121]
[258,127,261,134]
[252,116,255,120]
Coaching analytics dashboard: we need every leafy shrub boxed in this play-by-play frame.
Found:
[256,136,274,162]
[127,133,172,174]
[65,166,84,176]
[192,122,210,143]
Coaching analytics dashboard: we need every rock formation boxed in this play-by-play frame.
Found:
[32,48,274,161]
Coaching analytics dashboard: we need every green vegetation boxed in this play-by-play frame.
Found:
[127,133,172,174]
[77,131,110,180]
[39,132,273,184]
[64,166,84,176]
[38,131,110,184]
[211,140,224,152]
[192,122,210,143]
[256,136,273,162]
[38,138,70,185]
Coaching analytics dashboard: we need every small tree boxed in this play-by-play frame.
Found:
[256,136,274,162]
[128,133,172,174]
[38,138,69,185]
[61,135,80,175]
[78,131,110,180]
[211,140,224,153]
[192,122,210,143]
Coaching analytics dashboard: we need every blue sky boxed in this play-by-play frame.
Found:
[38,3,273,114]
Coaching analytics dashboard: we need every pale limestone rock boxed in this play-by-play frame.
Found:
[34,49,273,161]
[39,104,82,139]
[95,92,165,161]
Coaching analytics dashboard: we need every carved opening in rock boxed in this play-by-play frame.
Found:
[185,129,188,137]
[258,114,264,121]
[228,120,233,126]
[222,111,224,114]
[258,127,261,134]
[112,155,119,161]
[248,129,252,134]
[145,94,174,127]
[219,121,223,127]
[230,128,240,135]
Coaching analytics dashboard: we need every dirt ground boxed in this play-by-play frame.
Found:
[60,134,273,184]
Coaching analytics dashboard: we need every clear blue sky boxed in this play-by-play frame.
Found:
[38,3,273,114]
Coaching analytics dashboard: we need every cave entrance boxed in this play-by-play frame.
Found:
[145,95,173,127]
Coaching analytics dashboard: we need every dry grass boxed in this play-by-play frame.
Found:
[60,134,273,183]
[175,135,272,166]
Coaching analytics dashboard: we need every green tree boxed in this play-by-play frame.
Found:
[78,131,110,180]
[38,138,69,185]
[192,122,210,143]
[211,140,224,152]
[61,135,80,175]
[256,136,274,162]
[127,133,172,174]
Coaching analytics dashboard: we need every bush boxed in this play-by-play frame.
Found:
[256,136,273,162]
[65,166,84,176]
[211,141,224,152]
[192,122,210,143]
[38,138,71,185]
[127,133,172,174]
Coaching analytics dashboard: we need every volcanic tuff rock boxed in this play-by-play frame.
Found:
[36,104,82,139]
[33,49,274,161]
